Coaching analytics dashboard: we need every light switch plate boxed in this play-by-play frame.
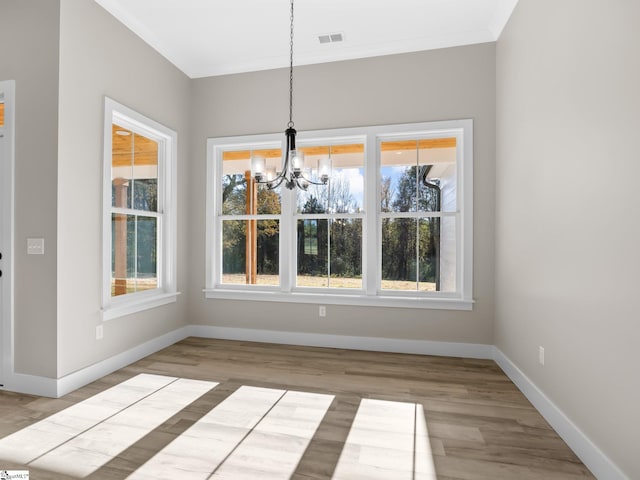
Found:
[27,238,45,255]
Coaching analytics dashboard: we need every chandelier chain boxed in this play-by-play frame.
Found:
[288,0,294,128]
[251,0,329,190]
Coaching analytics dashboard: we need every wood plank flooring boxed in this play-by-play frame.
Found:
[0,337,595,479]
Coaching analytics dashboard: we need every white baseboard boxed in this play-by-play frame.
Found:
[55,326,191,397]
[187,325,494,359]
[0,326,626,479]
[0,371,59,397]
[493,348,628,480]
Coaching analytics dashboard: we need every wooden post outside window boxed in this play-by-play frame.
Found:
[113,177,129,295]
[244,171,258,284]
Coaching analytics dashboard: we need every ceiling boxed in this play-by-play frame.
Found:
[95,0,518,79]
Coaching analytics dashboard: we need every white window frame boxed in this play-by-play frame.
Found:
[205,119,473,310]
[1,80,16,387]
[101,97,178,320]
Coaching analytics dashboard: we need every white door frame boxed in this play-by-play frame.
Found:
[0,80,16,389]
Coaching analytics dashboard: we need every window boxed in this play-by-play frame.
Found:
[102,98,178,320]
[379,138,457,293]
[296,143,365,289]
[206,120,472,309]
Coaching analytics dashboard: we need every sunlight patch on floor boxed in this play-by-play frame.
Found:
[0,376,436,479]
[0,374,217,478]
[130,386,334,479]
[332,398,437,480]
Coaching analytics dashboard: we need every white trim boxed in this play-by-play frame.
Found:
[0,320,628,478]
[0,80,15,389]
[0,326,190,398]
[56,326,190,397]
[0,372,58,398]
[101,291,180,321]
[188,325,492,359]
[365,132,378,296]
[102,97,178,319]
[460,120,474,301]
[203,288,473,310]
[0,325,487,396]
[493,348,628,480]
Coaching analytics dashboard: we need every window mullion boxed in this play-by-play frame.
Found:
[415,218,420,291]
[365,134,378,296]
[130,133,135,210]
[133,215,138,293]
[327,219,332,288]
[111,207,161,217]
[281,182,295,292]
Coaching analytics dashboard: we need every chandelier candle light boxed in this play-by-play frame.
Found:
[251,0,331,190]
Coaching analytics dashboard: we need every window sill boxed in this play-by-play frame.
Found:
[203,288,473,311]
[102,291,180,321]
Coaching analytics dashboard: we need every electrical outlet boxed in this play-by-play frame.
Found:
[96,325,104,340]
[538,346,545,366]
[319,305,326,317]
[27,238,45,255]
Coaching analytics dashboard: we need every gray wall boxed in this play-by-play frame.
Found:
[56,0,191,377]
[496,0,640,477]
[0,0,60,378]
[189,44,496,345]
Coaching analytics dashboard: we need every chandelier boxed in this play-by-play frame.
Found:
[250,0,330,190]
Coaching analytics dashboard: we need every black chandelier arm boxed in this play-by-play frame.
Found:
[253,174,283,187]
[268,175,287,190]
[296,172,329,186]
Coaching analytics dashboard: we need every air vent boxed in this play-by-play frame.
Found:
[318,32,344,44]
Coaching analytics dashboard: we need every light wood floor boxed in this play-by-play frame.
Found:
[0,337,595,479]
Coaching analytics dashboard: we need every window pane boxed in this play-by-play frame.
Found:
[222,149,281,215]
[381,138,457,213]
[221,173,247,215]
[132,132,158,212]
[418,218,438,292]
[297,219,328,287]
[256,219,279,285]
[438,216,457,292]
[136,215,158,291]
[257,184,281,215]
[382,216,456,292]
[222,219,279,285]
[112,124,133,209]
[418,138,456,212]
[380,140,417,213]
[297,144,365,214]
[112,213,131,295]
[222,220,245,284]
[381,218,417,290]
[330,218,362,289]
[111,214,157,296]
[297,218,362,289]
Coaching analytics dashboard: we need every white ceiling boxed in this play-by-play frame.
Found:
[95,0,518,79]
